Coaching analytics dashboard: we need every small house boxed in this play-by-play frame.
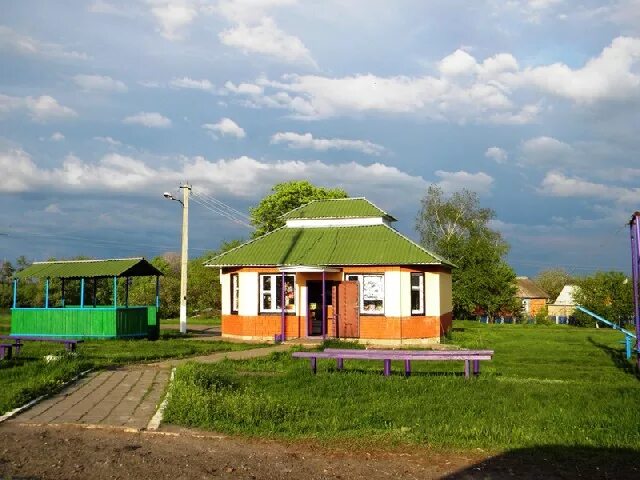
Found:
[205,198,454,345]
[515,276,549,317]
[548,285,578,324]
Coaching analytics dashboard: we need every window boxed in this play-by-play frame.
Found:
[410,273,424,315]
[346,274,385,314]
[260,274,295,313]
[231,274,239,313]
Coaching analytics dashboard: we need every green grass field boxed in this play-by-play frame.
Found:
[164,321,640,451]
[0,332,265,415]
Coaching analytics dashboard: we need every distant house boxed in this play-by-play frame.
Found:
[516,277,550,317]
[205,198,454,345]
[547,285,578,324]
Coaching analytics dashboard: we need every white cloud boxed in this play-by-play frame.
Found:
[215,0,297,23]
[170,77,214,92]
[151,3,198,40]
[271,132,387,156]
[94,136,123,146]
[88,0,137,17]
[0,26,89,60]
[219,17,316,66]
[520,136,574,166]
[44,203,62,214]
[50,132,65,142]
[485,147,508,163]
[435,170,494,194]
[74,74,127,92]
[123,111,171,128]
[539,171,640,205]
[0,147,427,202]
[202,118,246,138]
[223,81,264,95]
[25,96,77,122]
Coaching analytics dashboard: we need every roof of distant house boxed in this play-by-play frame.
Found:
[515,276,550,299]
[281,197,397,221]
[551,285,579,305]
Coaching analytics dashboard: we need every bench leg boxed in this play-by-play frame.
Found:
[383,359,391,377]
[464,360,470,379]
[336,358,344,371]
[15,343,22,355]
[310,357,317,374]
[404,359,411,377]
[0,346,12,360]
[473,359,480,376]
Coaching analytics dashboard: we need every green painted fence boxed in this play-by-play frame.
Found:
[10,306,155,339]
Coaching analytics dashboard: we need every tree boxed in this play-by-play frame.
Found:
[572,271,633,328]
[535,268,573,302]
[416,185,516,320]
[250,181,348,237]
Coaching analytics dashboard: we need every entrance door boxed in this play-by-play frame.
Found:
[307,281,333,336]
[335,281,359,338]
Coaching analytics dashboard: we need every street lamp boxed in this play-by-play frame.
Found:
[164,184,191,334]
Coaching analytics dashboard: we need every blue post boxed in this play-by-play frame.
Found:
[12,279,17,308]
[113,276,117,308]
[626,336,632,360]
[155,276,160,309]
[80,278,85,308]
[44,278,49,309]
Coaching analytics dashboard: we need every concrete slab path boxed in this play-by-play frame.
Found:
[10,345,290,430]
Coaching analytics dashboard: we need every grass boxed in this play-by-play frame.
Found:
[160,316,221,327]
[164,321,640,451]
[0,331,267,415]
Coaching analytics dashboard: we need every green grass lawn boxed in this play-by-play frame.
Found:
[0,332,266,415]
[164,321,640,452]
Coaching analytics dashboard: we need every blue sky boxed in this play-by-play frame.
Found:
[1,0,640,276]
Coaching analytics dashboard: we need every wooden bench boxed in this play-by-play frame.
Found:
[0,336,84,354]
[292,348,494,378]
[0,343,13,360]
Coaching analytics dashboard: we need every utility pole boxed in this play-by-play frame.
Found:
[179,184,191,334]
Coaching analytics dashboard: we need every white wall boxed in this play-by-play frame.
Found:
[220,272,230,315]
[439,271,452,314]
[238,271,258,316]
[384,271,401,316]
[425,272,441,316]
[399,271,412,317]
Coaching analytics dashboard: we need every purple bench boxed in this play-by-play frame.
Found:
[0,336,83,353]
[0,343,13,360]
[292,348,494,378]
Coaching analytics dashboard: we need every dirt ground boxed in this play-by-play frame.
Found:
[1,423,638,480]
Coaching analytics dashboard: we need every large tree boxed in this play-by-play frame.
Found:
[416,185,517,320]
[572,271,634,327]
[250,181,348,237]
[534,268,573,302]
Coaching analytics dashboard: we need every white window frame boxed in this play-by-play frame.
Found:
[410,272,425,315]
[259,274,296,313]
[231,274,239,313]
[345,273,385,315]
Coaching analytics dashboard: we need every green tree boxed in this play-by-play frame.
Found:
[416,185,516,320]
[0,261,15,308]
[572,271,633,328]
[250,180,348,237]
[535,268,573,302]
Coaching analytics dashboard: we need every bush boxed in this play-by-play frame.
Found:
[535,306,551,325]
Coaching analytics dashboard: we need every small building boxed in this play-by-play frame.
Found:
[548,285,578,324]
[205,198,454,345]
[11,257,163,339]
[516,276,549,317]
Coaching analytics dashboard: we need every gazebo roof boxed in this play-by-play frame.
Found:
[15,257,163,280]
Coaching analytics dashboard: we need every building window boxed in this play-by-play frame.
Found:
[346,274,385,314]
[410,273,424,315]
[231,274,239,313]
[260,274,295,313]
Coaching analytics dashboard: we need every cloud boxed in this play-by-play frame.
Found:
[94,136,123,146]
[434,170,494,194]
[123,112,171,128]
[0,26,89,60]
[169,77,214,92]
[219,17,316,66]
[74,74,127,92]
[271,132,387,156]
[1,94,77,122]
[0,147,427,202]
[215,0,297,23]
[44,203,62,214]
[50,132,65,142]
[520,136,574,166]
[485,147,508,163]
[151,3,198,40]
[539,171,640,205]
[223,80,264,95]
[202,118,246,138]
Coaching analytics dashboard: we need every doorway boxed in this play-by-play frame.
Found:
[307,280,334,336]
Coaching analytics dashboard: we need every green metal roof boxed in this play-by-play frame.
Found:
[15,257,164,279]
[281,198,397,221]
[206,225,453,267]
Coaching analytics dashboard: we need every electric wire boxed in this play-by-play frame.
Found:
[192,191,251,221]
[190,193,252,228]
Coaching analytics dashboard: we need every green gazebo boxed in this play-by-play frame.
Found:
[11,258,163,339]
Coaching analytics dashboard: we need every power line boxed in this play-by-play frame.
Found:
[192,191,251,221]
[190,192,252,228]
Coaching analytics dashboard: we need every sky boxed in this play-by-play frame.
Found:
[1,0,640,277]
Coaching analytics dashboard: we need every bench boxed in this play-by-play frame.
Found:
[0,343,13,360]
[292,348,494,378]
[0,336,84,354]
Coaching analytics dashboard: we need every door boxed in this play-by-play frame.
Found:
[307,281,334,336]
[336,281,359,338]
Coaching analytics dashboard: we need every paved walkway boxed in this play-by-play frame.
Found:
[10,345,289,430]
